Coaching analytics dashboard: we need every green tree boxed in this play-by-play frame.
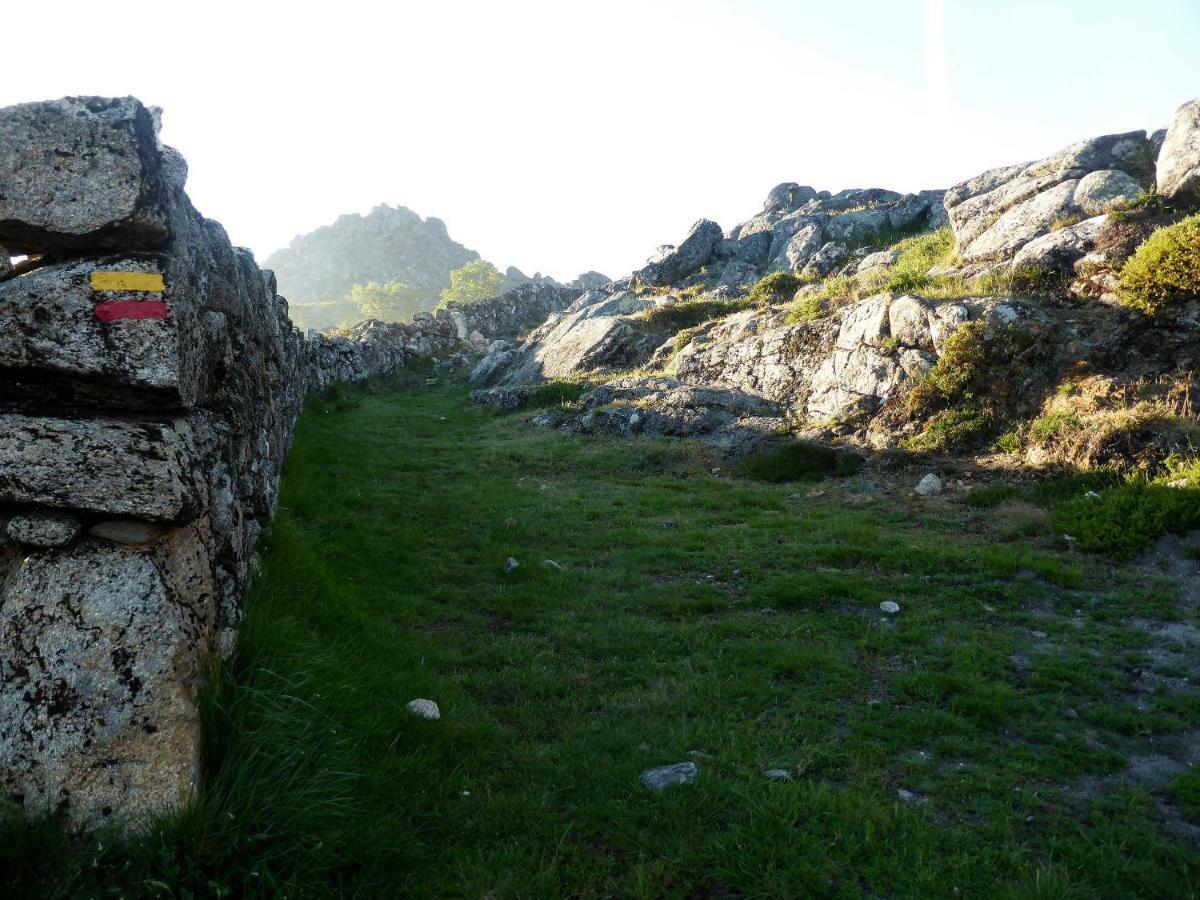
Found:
[439,259,505,306]
[347,281,424,323]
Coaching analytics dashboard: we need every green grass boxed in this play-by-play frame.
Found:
[747,271,805,305]
[6,378,1200,897]
[1053,462,1200,557]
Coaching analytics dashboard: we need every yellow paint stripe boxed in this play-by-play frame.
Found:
[90,271,165,292]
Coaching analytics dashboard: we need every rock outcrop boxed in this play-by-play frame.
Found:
[436,281,582,350]
[471,96,1200,461]
[1157,98,1200,201]
[945,130,1154,270]
[305,314,466,391]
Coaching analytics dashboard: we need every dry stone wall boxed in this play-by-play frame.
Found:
[0,97,470,829]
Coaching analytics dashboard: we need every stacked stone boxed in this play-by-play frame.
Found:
[0,97,307,828]
[306,314,465,392]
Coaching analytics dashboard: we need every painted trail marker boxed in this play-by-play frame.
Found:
[90,270,167,322]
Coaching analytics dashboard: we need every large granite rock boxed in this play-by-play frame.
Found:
[470,287,659,387]
[538,375,789,454]
[946,130,1153,265]
[725,185,947,280]
[0,97,171,253]
[636,219,723,286]
[437,282,581,346]
[1156,97,1200,201]
[0,255,205,407]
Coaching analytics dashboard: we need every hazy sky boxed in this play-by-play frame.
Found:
[2,1,1197,281]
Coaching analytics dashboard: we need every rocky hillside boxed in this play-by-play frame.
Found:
[471,97,1200,474]
[264,204,607,331]
[265,204,477,306]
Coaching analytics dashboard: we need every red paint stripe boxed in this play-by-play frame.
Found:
[94,300,168,322]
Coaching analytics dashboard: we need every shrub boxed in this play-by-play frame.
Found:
[741,441,864,482]
[992,431,1022,454]
[1028,412,1083,446]
[748,272,803,305]
[961,484,1023,508]
[904,406,998,452]
[1117,213,1200,314]
[906,321,989,414]
[439,260,506,307]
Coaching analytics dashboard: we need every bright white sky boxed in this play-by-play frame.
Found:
[2,0,1198,281]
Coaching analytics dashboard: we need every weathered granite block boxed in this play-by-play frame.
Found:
[0,97,170,254]
[0,413,205,521]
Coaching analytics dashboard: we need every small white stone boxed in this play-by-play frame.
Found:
[503,557,519,574]
[763,768,792,781]
[880,601,901,614]
[406,699,440,720]
[640,761,698,790]
[542,559,564,571]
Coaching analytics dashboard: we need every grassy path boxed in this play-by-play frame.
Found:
[9,373,1199,897]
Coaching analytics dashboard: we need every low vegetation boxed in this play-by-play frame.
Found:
[747,271,804,305]
[1053,459,1200,555]
[639,296,751,332]
[348,280,426,323]
[1117,213,1200,314]
[903,405,998,452]
[524,379,586,409]
[740,440,863,482]
[5,378,1200,896]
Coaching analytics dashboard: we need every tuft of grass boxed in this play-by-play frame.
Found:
[1117,213,1200,314]
[0,609,362,897]
[961,484,1023,508]
[1029,411,1084,445]
[748,272,804,305]
[526,380,586,409]
[319,381,365,414]
[639,297,750,332]
[1166,767,1200,825]
[740,441,864,482]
